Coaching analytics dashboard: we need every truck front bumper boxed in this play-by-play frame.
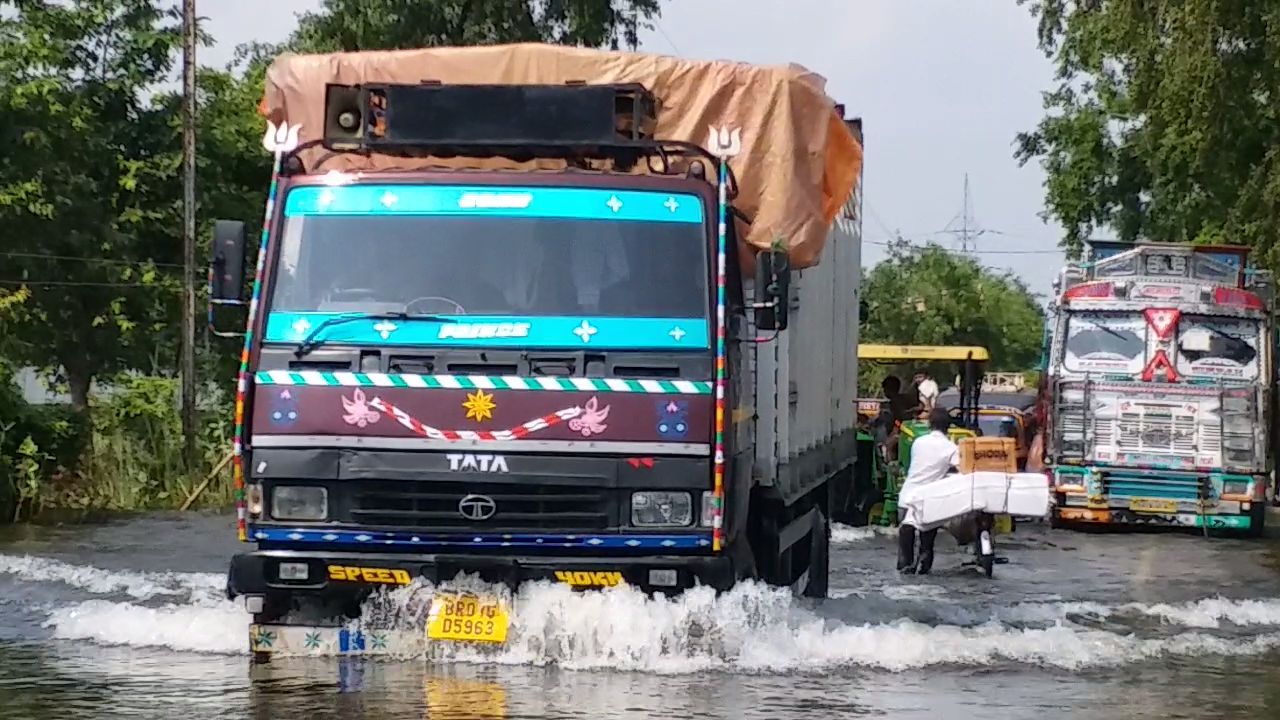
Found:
[232,549,739,659]
[1054,495,1254,530]
[227,548,738,601]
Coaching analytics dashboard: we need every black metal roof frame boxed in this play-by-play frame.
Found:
[279,137,741,201]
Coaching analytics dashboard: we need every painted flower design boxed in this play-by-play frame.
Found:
[341,389,381,427]
[568,396,611,437]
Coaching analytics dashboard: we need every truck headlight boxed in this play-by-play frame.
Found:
[271,486,328,521]
[1222,480,1251,496]
[631,491,693,527]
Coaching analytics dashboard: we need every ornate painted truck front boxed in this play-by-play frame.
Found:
[1045,241,1274,535]
[206,45,864,657]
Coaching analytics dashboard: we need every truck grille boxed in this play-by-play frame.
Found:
[1105,475,1205,502]
[351,481,612,531]
[1114,411,1197,455]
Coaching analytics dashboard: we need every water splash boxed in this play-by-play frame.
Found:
[0,553,222,603]
[831,524,897,544]
[16,554,1280,672]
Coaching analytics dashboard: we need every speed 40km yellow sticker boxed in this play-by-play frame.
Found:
[554,570,624,588]
[327,565,413,585]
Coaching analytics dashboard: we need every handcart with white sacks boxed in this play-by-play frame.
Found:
[897,471,1052,578]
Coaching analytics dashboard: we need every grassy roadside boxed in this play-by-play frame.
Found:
[2,374,234,521]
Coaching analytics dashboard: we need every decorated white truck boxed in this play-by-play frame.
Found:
[1044,241,1274,535]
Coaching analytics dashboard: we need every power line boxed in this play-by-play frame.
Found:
[653,21,682,55]
[0,279,181,288]
[0,251,184,269]
[867,240,1063,256]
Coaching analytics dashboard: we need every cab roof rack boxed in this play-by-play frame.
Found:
[281,82,735,191]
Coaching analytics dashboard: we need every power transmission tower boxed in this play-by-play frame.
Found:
[181,0,198,471]
[941,173,987,253]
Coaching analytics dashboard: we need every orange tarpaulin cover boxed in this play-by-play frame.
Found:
[261,43,863,268]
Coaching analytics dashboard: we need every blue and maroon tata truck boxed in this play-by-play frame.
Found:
[207,45,864,657]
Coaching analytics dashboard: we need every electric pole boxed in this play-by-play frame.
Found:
[943,173,986,253]
[181,0,198,471]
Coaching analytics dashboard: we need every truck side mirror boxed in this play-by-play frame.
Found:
[859,299,870,323]
[754,248,790,331]
[209,220,247,302]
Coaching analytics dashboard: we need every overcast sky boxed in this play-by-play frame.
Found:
[202,0,1065,296]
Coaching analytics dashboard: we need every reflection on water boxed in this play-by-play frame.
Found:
[1,635,1279,720]
[2,515,1280,719]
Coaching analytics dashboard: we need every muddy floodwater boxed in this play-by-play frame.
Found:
[2,513,1280,719]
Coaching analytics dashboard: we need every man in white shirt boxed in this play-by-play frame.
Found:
[914,370,940,416]
[897,407,960,574]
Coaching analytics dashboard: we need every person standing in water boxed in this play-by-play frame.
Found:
[896,407,960,574]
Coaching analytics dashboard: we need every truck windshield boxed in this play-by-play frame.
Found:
[978,414,1019,439]
[1063,312,1147,374]
[265,184,711,349]
[1176,315,1259,380]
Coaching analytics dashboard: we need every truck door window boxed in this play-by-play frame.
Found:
[1063,312,1147,375]
[1175,316,1259,381]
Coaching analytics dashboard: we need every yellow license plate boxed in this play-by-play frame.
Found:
[1130,498,1178,514]
[993,514,1013,534]
[426,594,509,644]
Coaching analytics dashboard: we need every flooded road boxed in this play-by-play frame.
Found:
[2,514,1280,719]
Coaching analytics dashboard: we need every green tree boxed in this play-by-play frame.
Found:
[290,0,661,52]
[0,0,185,410]
[1016,1,1280,265]
[861,243,1046,376]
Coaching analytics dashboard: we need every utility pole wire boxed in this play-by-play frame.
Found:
[0,251,185,270]
[181,0,198,474]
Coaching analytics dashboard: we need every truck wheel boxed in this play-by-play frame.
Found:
[1049,505,1066,530]
[1245,502,1267,539]
[802,508,830,599]
[828,466,857,525]
[746,492,784,586]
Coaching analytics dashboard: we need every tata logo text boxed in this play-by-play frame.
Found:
[438,323,531,340]
[447,454,509,473]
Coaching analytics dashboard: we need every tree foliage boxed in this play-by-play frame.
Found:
[291,0,661,52]
[1016,0,1280,265]
[0,0,682,504]
[861,243,1046,377]
[0,0,186,408]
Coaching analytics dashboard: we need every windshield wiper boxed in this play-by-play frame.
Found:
[1079,319,1130,343]
[1194,324,1247,346]
[293,312,458,357]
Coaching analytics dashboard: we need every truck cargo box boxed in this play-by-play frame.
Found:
[746,136,862,498]
[261,43,863,269]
